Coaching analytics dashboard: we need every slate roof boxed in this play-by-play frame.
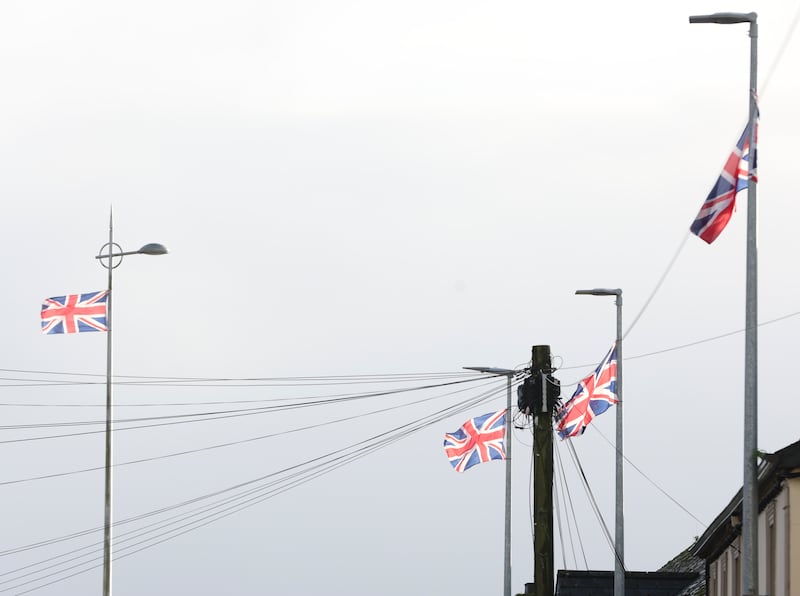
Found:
[555,569,699,596]
[658,546,705,596]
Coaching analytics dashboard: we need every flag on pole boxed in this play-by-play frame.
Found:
[554,345,618,439]
[41,291,109,334]
[443,409,507,472]
[690,115,758,244]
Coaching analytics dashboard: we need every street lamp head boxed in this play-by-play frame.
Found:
[689,12,756,25]
[463,366,516,376]
[575,288,621,297]
[137,243,169,256]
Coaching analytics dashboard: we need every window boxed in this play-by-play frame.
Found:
[767,502,776,596]
[709,560,718,596]
[721,553,728,596]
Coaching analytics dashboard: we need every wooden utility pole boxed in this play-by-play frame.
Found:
[532,345,555,596]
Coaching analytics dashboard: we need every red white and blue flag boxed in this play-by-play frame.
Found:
[554,345,618,439]
[690,115,758,244]
[443,409,506,472]
[41,291,109,334]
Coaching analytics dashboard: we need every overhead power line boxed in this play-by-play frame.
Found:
[0,369,473,388]
[5,307,800,398]
[0,386,505,594]
[0,377,492,445]
[559,309,800,372]
[589,424,704,526]
[0,377,487,430]
[0,376,502,487]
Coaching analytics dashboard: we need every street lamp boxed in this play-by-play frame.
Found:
[689,13,758,596]
[689,12,756,25]
[95,214,167,596]
[463,366,516,596]
[575,288,623,596]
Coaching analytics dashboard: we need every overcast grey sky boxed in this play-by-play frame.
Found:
[2,1,800,594]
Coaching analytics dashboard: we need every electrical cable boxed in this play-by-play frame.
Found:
[527,426,535,559]
[0,368,473,381]
[564,438,622,570]
[589,424,704,526]
[554,439,585,569]
[557,308,800,372]
[0,377,486,430]
[1,385,502,557]
[552,450,569,569]
[622,233,690,341]
[620,8,800,343]
[1,392,502,593]
[760,2,800,97]
[3,392,494,592]
[0,369,475,390]
[0,377,500,487]
[624,310,800,363]
[0,385,506,593]
[7,301,800,398]
[0,378,491,445]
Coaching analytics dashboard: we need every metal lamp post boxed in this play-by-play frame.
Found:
[575,288,623,596]
[95,214,167,596]
[463,366,516,596]
[689,12,758,596]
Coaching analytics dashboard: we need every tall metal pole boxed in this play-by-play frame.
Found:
[613,292,624,596]
[688,14,758,594]
[504,372,512,596]
[102,213,114,596]
[532,345,554,596]
[743,16,759,596]
[575,288,623,596]
[464,366,515,596]
[94,221,166,596]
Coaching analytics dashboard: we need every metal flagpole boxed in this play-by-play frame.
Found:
[94,213,167,596]
[504,372,512,596]
[102,211,114,596]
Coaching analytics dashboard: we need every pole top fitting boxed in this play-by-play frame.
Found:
[575,288,622,297]
[689,12,757,25]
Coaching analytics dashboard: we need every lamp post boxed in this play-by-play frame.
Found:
[95,214,167,596]
[689,13,758,596]
[575,288,623,596]
[463,366,516,596]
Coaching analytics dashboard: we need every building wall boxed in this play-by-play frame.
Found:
[706,478,800,596]
[789,475,800,596]
[757,486,789,596]
[709,546,734,596]
[777,487,789,596]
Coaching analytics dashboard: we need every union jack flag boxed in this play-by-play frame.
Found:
[690,114,758,244]
[41,291,109,334]
[443,409,506,473]
[555,345,618,439]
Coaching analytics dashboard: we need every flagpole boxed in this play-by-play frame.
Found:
[102,211,114,596]
[95,215,167,596]
[503,372,512,596]
[614,292,623,596]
